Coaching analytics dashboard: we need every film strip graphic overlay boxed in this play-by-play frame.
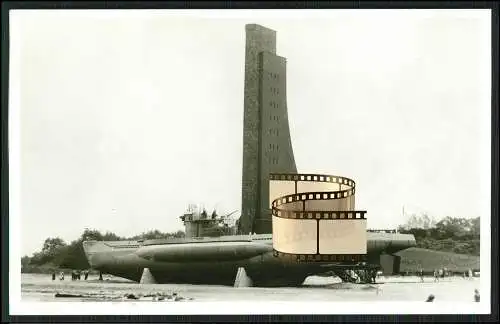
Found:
[270,173,367,263]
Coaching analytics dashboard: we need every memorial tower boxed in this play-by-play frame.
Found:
[239,24,297,234]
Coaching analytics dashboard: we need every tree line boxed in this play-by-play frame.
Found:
[397,215,480,256]
[22,229,185,272]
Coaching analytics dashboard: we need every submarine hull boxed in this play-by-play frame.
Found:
[83,233,416,286]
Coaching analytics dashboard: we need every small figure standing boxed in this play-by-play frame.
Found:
[99,272,103,281]
[59,271,64,281]
[51,272,56,281]
[84,270,89,280]
[474,289,480,302]
[433,269,439,282]
[419,268,424,282]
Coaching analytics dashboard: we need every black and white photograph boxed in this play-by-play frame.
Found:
[7,7,492,316]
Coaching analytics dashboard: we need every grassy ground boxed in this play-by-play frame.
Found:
[396,247,480,273]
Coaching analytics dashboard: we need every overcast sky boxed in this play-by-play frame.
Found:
[10,10,490,256]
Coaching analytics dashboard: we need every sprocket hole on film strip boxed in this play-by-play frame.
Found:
[269,173,368,263]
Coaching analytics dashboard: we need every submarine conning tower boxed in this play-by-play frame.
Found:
[180,205,237,238]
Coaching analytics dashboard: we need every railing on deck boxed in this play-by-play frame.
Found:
[367,229,398,234]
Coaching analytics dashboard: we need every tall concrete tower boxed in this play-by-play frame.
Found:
[239,24,297,235]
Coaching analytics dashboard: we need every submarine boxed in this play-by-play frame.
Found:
[83,231,416,287]
[83,203,416,287]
